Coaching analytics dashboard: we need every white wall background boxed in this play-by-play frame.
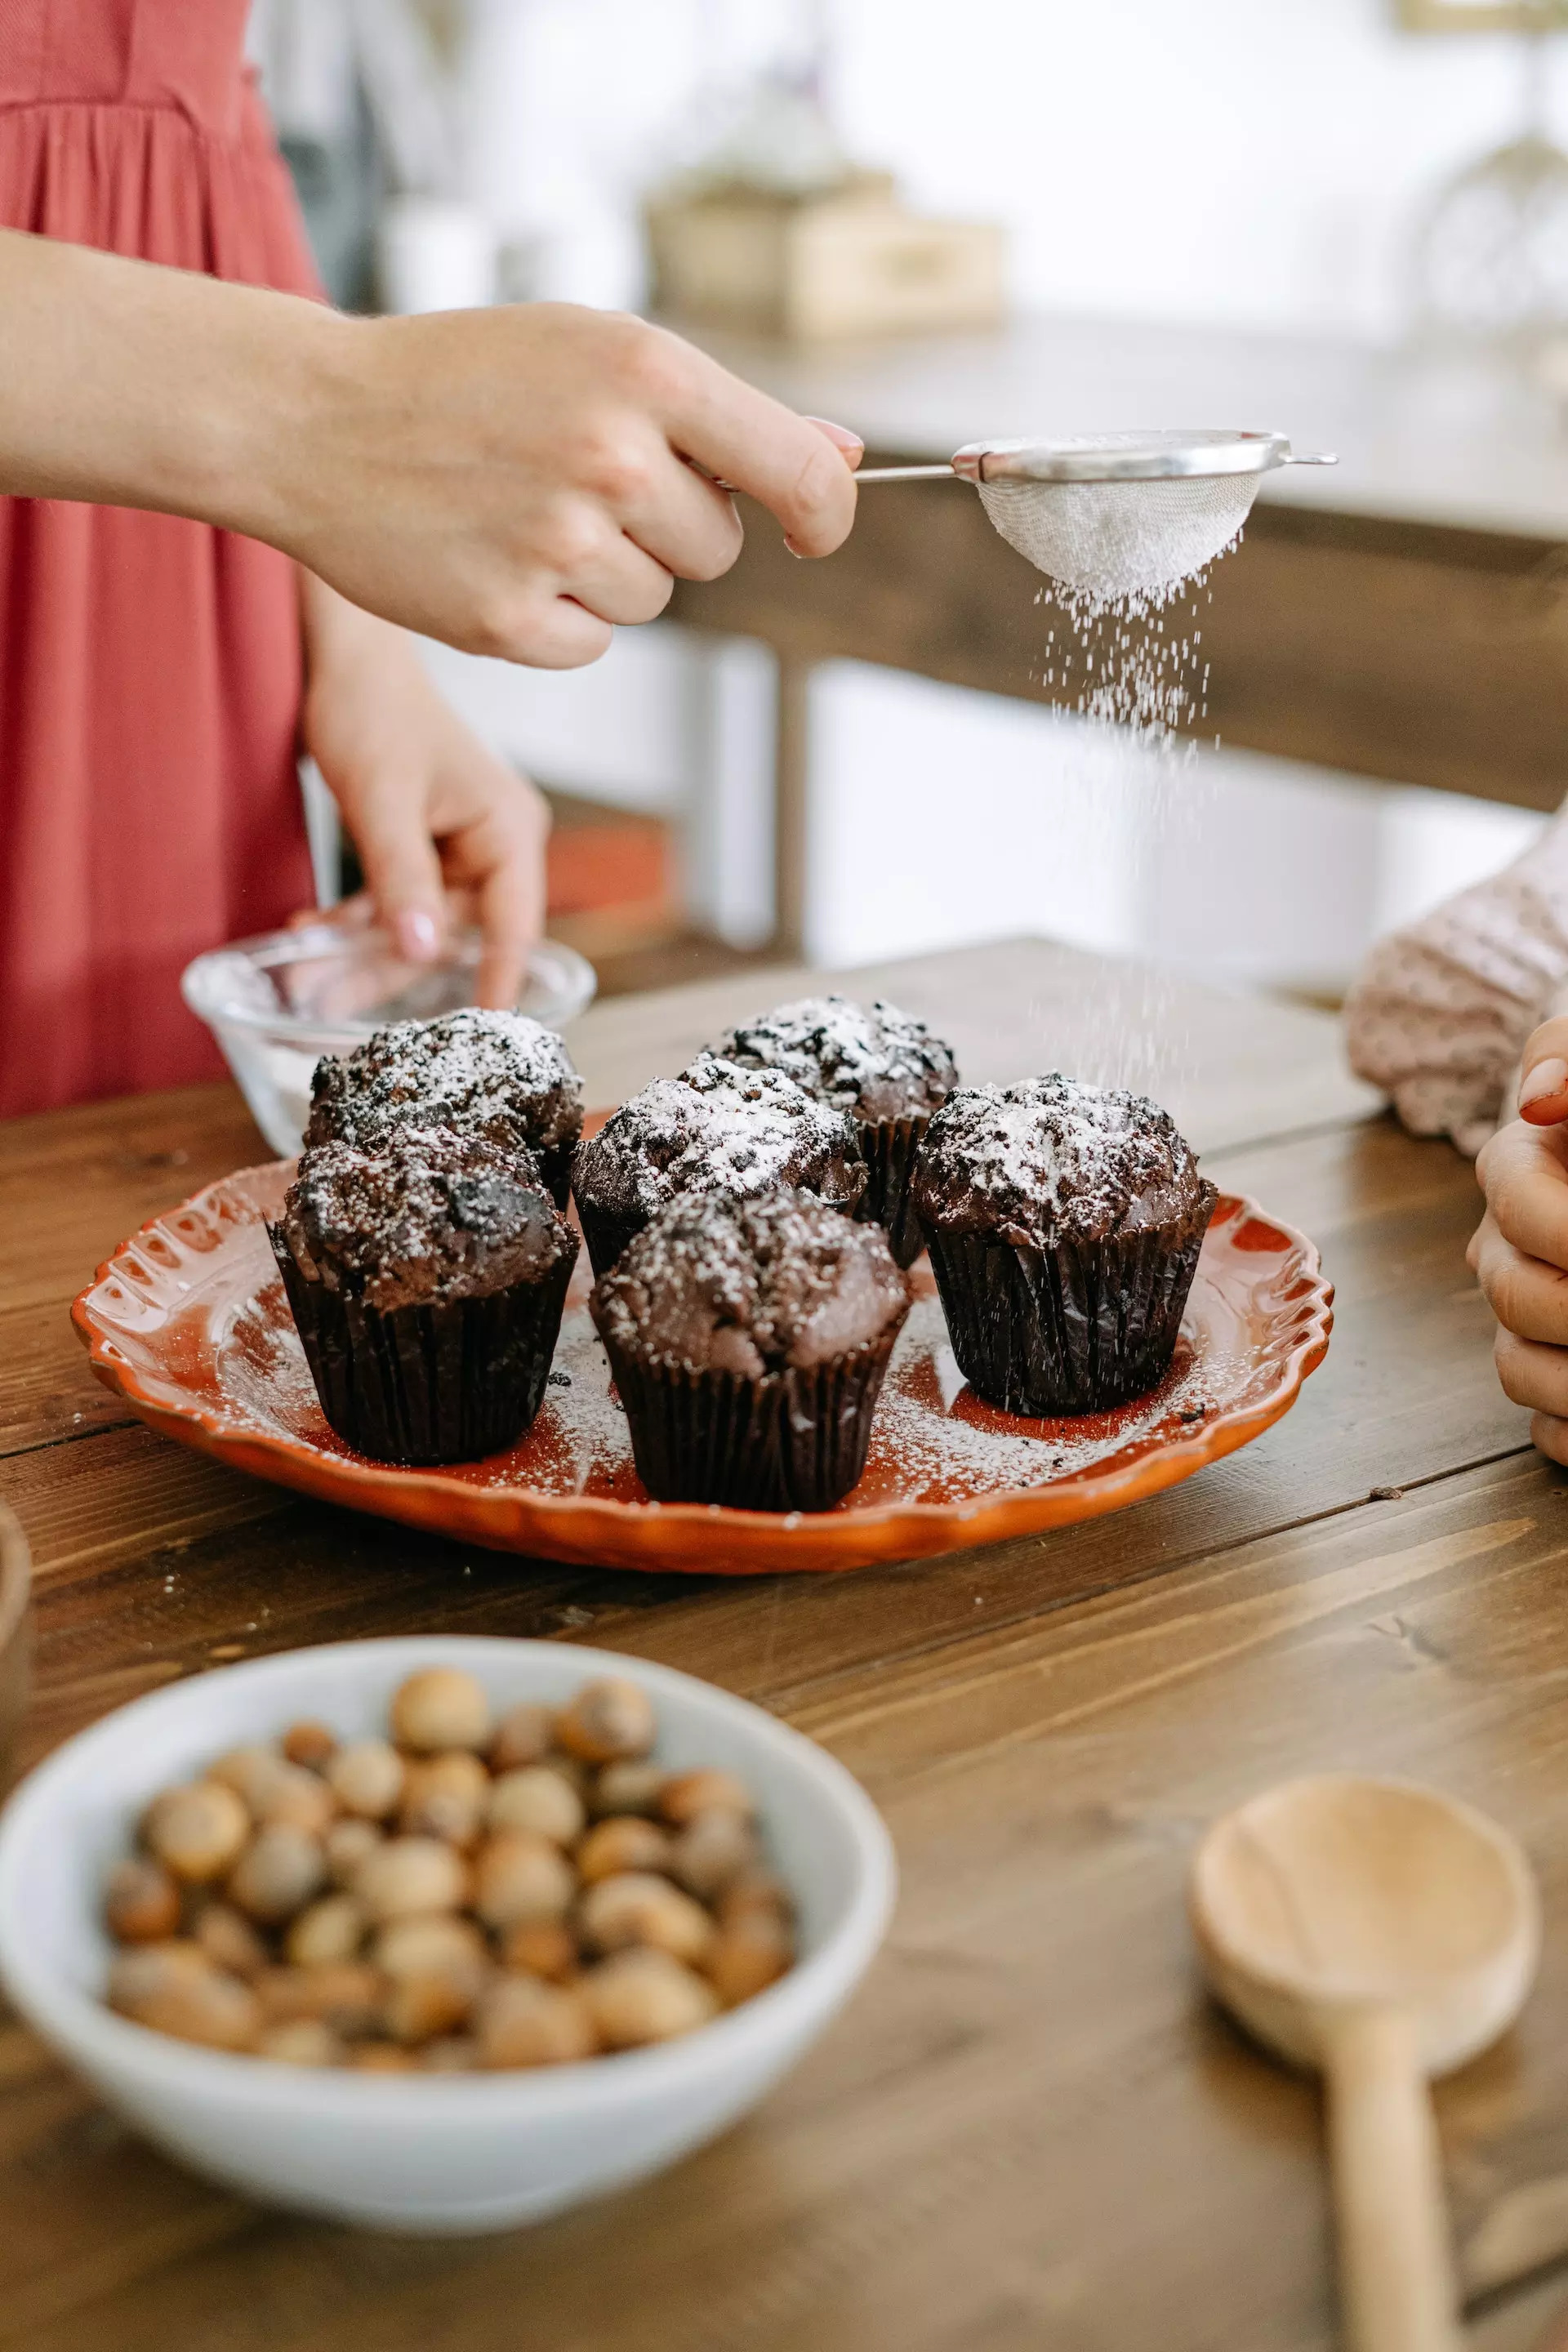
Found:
[412,0,1560,988]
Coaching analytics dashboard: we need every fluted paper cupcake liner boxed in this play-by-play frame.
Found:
[538,1141,576,1214]
[599,1323,902,1511]
[575,1196,652,1281]
[854,1112,931,1269]
[922,1182,1217,1418]
[271,1237,577,1466]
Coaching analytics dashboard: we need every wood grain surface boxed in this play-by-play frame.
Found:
[2,944,1565,2350]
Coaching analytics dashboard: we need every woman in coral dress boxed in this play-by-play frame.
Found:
[0,2,861,1118]
[0,0,553,1113]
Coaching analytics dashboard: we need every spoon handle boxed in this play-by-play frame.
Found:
[1325,2007,1464,2352]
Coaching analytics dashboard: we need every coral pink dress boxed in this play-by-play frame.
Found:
[0,1,320,1114]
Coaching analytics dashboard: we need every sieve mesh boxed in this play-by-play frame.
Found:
[977,470,1260,600]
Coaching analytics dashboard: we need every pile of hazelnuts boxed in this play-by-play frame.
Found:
[102,1667,795,2071]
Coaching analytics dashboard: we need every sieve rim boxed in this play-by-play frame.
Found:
[955,430,1291,485]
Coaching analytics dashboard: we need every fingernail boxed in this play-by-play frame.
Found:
[394,909,441,963]
[806,416,864,454]
[783,536,807,559]
[1520,1057,1568,1110]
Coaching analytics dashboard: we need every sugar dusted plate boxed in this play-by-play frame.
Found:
[72,1155,1331,1576]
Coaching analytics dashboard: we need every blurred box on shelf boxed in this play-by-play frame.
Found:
[646,173,1007,341]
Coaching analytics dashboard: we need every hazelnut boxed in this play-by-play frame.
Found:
[487,1766,586,1847]
[191,1902,269,1979]
[390,1667,491,1755]
[659,1769,754,1828]
[285,1893,367,1968]
[281,1720,336,1771]
[105,1857,180,1943]
[555,1678,655,1766]
[324,1817,383,1886]
[488,1702,555,1772]
[669,1810,756,1901]
[583,1949,717,2049]
[258,2019,342,2068]
[385,1970,479,2046]
[227,1825,326,1924]
[109,1944,261,2052]
[350,2042,417,2074]
[142,1782,250,1884]
[420,2037,479,2073]
[472,1831,575,1931]
[706,1916,793,2007]
[206,1745,289,1814]
[326,1740,405,1821]
[475,1975,597,2069]
[579,1873,715,1968]
[399,1752,489,1847]
[255,1763,336,1837]
[500,1920,579,1983]
[256,1962,385,2037]
[577,1816,671,1884]
[373,1913,488,1987]
[590,1761,666,1819]
[354,1836,467,1923]
[718,1869,795,1930]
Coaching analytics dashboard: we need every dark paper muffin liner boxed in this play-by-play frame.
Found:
[854,1112,931,1269]
[922,1182,1218,1417]
[599,1323,902,1511]
[538,1140,576,1214]
[270,1235,577,1466]
[575,1195,652,1282]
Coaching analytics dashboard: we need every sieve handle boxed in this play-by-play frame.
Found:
[1284,452,1339,466]
[852,464,962,483]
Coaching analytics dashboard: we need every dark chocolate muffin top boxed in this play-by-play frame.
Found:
[713,995,957,1122]
[592,1187,908,1378]
[572,1054,866,1223]
[912,1076,1207,1249]
[305,1009,583,1161]
[272,1128,577,1312]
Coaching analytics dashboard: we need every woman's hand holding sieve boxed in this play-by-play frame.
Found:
[0,234,862,667]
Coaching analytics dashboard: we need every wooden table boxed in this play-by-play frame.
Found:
[666,314,1568,947]
[7,936,1568,2350]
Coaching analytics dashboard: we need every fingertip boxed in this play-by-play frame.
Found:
[806,416,865,470]
[1521,1054,1568,1121]
[393,907,443,964]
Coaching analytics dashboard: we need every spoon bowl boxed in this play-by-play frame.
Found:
[1192,1775,1539,2076]
[1191,1776,1539,2352]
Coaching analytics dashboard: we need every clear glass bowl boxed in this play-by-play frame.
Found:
[181,923,597,1157]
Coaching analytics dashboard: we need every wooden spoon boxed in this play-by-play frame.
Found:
[1191,1776,1539,2352]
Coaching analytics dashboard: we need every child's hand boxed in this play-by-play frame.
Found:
[1469,1015,1568,1463]
[300,574,549,1009]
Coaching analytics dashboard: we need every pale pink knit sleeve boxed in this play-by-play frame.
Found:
[1343,804,1568,1157]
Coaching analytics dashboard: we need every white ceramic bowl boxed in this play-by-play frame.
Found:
[0,1638,894,2234]
[180,924,597,1158]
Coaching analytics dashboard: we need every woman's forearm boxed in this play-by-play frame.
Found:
[0,225,860,668]
[0,226,333,531]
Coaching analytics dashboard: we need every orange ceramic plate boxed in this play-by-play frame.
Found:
[73,1160,1332,1576]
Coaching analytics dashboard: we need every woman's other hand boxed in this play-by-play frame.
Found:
[1470,1014,1568,1463]
[300,575,548,1009]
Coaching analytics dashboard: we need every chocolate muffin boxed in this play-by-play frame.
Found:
[570,1052,866,1279]
[713,996,957,1268]
[592,1188,910,1510]
[305,1008,583,1208]
[270,1127,578,1464]
[911,1076,1217,1416]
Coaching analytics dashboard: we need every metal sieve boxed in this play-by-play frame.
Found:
[854,430,1338,599]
